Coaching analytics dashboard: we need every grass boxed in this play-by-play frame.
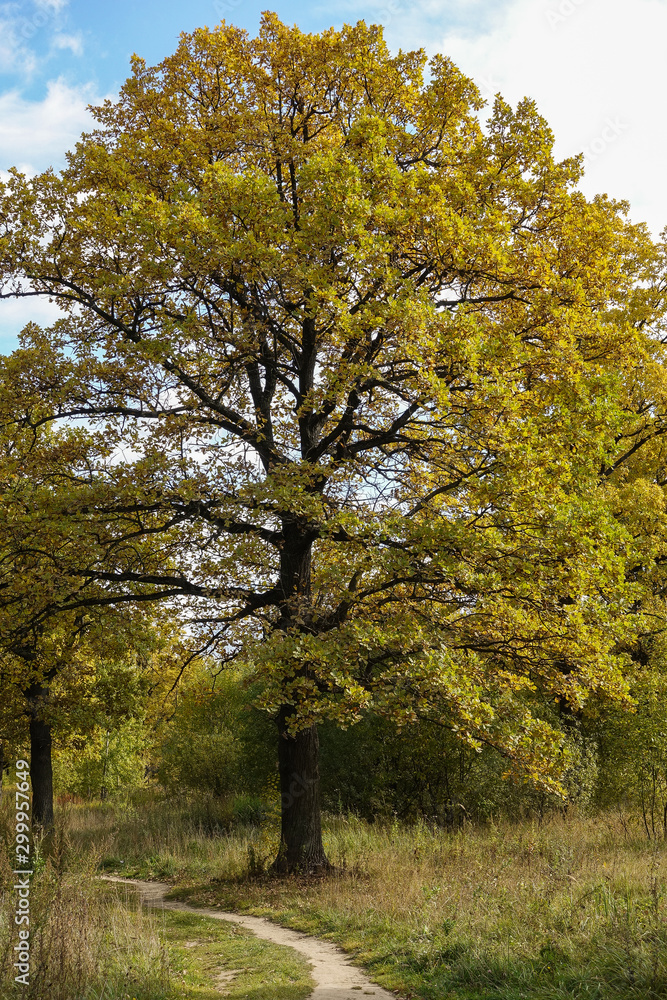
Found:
[0,796,314,1000]
[63,792,667,1000]
[102,892,314,1000]
[5,789,667,998]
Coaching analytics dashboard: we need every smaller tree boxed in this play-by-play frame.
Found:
[595,634,667,839]
[53,718,147,800]
[157,665,244,799]
[0,415,199,825]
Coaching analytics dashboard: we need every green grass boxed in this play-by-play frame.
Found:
[104,891,314,1000]
[68,793,667,1000]
[0,796,314,1000]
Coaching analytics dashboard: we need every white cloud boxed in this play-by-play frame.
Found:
[423,0,667,236]
[0,78,101,174]
[0,11,38,76]
[51,32,83,56]
[0,74,102,350]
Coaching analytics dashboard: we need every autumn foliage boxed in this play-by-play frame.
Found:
[1,14,667,866]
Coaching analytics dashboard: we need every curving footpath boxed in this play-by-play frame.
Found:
[103,876,401,1000]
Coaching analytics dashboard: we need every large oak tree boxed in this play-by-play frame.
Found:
[1,15,666,869]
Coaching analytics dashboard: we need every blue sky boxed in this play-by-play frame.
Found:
[1,0,502,101]
[1,0,666,347]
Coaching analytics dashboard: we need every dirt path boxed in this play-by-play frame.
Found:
[103,876,401,1000]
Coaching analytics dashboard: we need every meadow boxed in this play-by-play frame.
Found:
[3,792,667,1000]
[0,795,313,1000]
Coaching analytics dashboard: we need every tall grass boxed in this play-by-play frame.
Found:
[0,799,171,1000]
[72,792,667,1000]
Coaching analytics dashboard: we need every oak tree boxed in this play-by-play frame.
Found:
[0,420,189,825]
[1,15,665,868]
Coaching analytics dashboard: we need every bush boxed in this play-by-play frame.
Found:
[153,662,601,825]
[594,638,667,838]
[318,710,598,825]
[156,665,276,799]
[52,719,146,799]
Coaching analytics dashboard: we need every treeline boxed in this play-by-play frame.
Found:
[25,641,667,839]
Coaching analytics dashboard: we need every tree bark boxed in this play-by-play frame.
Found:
[269,513,331,873]
[27,683,54,829]
[272,705,330,873]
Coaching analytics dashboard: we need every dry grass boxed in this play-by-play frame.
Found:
[0,866,171,999]
[0,813,171,1000]
[0,795,313,1000]
[83,794,667,999]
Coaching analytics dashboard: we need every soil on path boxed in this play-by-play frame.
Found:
[103,876,402,1000]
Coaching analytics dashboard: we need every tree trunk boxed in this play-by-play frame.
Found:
[27,683,54,829]
[272,705,330,873]
[270,512,331,874]
[100,730,110,800]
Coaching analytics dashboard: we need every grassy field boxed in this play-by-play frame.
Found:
[4,792,667,999]
[0,799,313,1000]
[58,793,667,1000]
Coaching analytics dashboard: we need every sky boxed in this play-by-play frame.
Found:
[0,0,666,348]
